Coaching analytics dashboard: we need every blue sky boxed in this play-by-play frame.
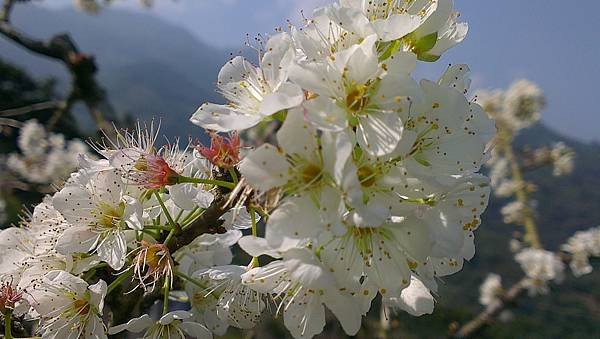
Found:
[44,0,600,142]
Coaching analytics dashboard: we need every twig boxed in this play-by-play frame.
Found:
[0,117,23,128]
[0,101,62,117]
[498,130,543,249]
[452,279,527,338]
[168,193,230,253]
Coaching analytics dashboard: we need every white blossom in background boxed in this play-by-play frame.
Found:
[479,273,502,306]
[495,180,520,198]
[7,119,93,185]
[550,142,574,176]
[515,248,564,296]
[500,201,527,224]
[477,79,544,134]
[562,226,600,277]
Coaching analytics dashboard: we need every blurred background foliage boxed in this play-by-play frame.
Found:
[1,3,599,338]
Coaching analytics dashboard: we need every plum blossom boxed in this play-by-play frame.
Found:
[479,273,502,306]
[515,248,564,296]
[190,33,304,132]
[109,311,212,339]
[28,270,107,339]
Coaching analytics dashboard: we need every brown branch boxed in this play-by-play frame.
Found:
[168,193,230,253]
[0,101,62,117]
[0,116,23,128]
[451,279,527,338]
[0,0,119,134]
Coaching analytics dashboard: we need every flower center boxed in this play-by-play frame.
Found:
[345,85,370,114]
[72,299,90,315]
[357,164,377,188]
[92,202,125,229]
[300,162,323,185]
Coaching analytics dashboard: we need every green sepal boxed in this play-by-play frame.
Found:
[411,32,438,54]
[417,52,441,62]
[379,39,403,61]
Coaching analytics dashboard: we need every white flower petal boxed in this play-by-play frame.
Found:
[190,103,264,132]
[238,144,290,192]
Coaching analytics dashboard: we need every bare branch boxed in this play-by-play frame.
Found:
[0,101,63,117]
[0,116,23,128]
[452,279,527,338]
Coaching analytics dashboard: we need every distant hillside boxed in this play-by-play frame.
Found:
[0,5,228,138]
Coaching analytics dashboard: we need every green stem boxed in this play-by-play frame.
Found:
[164,228,177,247]
[177,176,236,190]
[162,278,170,315]
[175,270,208,290]
[249,206,258,237]
[153,191,177,230]
[229,169,239,185]
[500,131,543,249]
[4,309,13,339]
[107,270,133,295]
[249,206,260,267]
[143,225,173,231]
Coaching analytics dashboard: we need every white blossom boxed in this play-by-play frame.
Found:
[477,79,545,133]
[242,248,364,339]
[515,248,564,296]
[7,119,92,185]
[550,142,575,176]
[478,273,502,306]
[500,201,527,224]
[109,311,212,339]
[28,270,107,339]
[562,226,600,276]
[190,33,303,132]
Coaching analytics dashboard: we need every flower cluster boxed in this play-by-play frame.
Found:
[6,119,92,185]
[0,1,497,338]
[187,0,494,337]
[561,226,600,277]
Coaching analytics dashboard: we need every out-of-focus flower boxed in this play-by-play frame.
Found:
[479,273,502,306]
[477,79,545,134]
[562,226,600,277]
[501,201,527,224]
[515,248,564,295]
[7,119,92,185]
[550,142,575,176]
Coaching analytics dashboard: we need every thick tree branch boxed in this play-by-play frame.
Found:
[0,0,118,133]
[168,193,230,253]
